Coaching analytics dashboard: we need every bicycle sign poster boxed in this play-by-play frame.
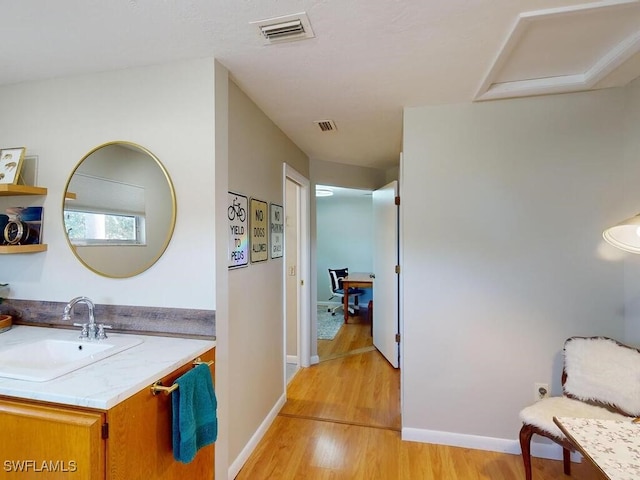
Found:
[228,192,248,268]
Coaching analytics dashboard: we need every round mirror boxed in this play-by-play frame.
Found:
[63,141,176,278]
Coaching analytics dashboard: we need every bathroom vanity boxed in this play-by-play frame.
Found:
[0,326,216,480]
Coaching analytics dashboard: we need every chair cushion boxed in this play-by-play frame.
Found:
[564,337,640,416]
[329,268,349,291]
[520,396,630,439]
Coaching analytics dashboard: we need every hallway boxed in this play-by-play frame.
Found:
[236,341,602,479]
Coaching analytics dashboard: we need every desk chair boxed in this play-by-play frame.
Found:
[328,268,363,316]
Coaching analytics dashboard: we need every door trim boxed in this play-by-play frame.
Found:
[283,164,311,368]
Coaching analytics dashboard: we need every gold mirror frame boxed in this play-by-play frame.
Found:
[62,141,177,278]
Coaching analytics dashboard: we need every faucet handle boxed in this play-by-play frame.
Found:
[96,324,112,340]
[73,322,89,339]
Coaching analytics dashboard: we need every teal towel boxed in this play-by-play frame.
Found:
[172,363,218,463]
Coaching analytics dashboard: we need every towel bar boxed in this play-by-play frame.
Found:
[151,380,178,396]
[193,357,214,367]
[150,358,214,395]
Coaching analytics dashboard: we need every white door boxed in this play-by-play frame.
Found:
[373,180,399,368]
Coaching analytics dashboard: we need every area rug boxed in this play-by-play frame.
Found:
[317,305,344,340]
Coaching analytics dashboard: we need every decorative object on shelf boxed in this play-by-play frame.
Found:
[3,206,43,245]
[18,155,38,186]
[0,214,8,237]
[0,147,26,185]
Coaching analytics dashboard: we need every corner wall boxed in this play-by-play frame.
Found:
[402,87,628,452]
[226,79,309,475]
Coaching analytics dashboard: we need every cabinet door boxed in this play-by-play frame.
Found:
[106,348,215,480]
[0,399,105,480]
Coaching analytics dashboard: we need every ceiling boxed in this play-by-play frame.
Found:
[3,1,640,171]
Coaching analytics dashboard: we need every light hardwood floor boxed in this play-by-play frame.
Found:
[236,311,601,479]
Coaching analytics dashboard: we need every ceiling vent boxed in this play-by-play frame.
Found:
[251,12,315,45]
[314,120,337,132]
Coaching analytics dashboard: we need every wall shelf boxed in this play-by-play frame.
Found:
[0,184,48,253]
[0,185,47,196]
[0,244,47,254]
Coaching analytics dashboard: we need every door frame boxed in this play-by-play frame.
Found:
[283,164,311,369]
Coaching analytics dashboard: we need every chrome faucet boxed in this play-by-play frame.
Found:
[62,296,110,340]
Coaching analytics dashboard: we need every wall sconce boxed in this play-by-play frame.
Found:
[603,214,640,253]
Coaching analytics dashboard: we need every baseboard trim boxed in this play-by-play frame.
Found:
[316,301,338,306]
[286,355,298,365]
[310,355,319,365]
[401,427,581,462]
[228,393,286,479]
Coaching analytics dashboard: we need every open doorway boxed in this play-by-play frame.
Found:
[315,184,375,361]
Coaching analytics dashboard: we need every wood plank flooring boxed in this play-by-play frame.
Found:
[236,309,602,479]
[317,309,373,362]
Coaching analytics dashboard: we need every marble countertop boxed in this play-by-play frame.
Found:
[0,325,215,410]
[555,416,639,480]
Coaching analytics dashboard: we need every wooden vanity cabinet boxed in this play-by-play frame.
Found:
[0,400,105,479]
[0,347,215,480]
[107,347,216,480]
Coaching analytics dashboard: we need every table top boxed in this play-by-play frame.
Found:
[554,416,640,480]
[343,272,374,283]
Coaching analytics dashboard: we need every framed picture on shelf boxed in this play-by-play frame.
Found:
[0,147,26,185]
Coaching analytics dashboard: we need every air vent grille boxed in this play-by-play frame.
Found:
[251,12,315,45]
[261,20,305,40]
[314,120,337,132]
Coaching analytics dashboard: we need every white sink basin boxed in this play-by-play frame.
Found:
[0,335,143,382]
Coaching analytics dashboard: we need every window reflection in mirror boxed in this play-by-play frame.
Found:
[63,142,176,278]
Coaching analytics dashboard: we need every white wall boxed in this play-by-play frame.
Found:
[402,87,629,449]
[0,58,217,309]
[622,78,640,344]
[310,158,386,191]
[316,194,374,302]
[226,79,309,475]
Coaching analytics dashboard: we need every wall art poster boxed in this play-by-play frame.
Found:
[270,203,283,259]
[250,197,268,263]
[228,192,248,269]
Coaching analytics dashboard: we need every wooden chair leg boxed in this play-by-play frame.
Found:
[563,448,571,476]
[519,424,534,480]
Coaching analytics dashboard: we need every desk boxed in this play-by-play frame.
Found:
[553,416,640,480]
[342,273,373,323]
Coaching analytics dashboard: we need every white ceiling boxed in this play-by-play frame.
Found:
[3,0,640,171]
